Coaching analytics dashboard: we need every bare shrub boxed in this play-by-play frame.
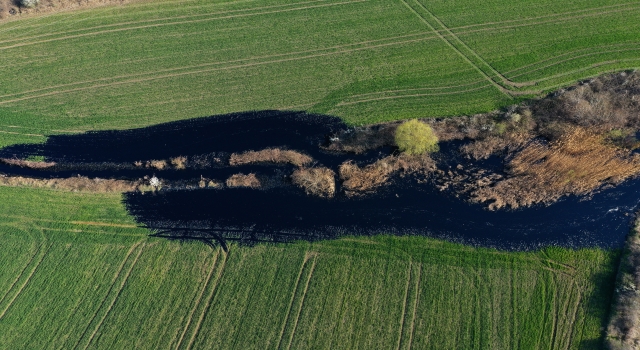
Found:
[229,148,312,167]
[0,158,56,169]
[0,175,140,192]
[170,156,187,170]
[291,167,335,198]
[146,159,167,170]
[340,154,435,195]
[226,173,260,188]
[470,127,640,209]
[533,71,640,131]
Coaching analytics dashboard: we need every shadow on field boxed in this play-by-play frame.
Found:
[0,110,345,163]
[0,110,639,251]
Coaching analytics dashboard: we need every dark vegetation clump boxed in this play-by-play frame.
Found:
[323,123,397,154]
[606,220,640,350]
[291,167,336,198]
[229,148,313,167]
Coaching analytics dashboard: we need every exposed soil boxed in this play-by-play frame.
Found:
[0,0,131,21]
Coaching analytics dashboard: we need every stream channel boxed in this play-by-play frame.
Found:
[1,111,639,250]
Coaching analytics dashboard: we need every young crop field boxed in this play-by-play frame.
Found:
[0,0,637,148]
[0,186,619,349]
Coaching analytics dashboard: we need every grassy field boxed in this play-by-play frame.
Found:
[0,186,619,349]
[0,0,637,148]
[0,0,635,347]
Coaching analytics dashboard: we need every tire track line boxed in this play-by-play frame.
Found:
[82,243,145,350]
[276,252,316,350]
[0,0,365,51]
[508,46,640,80]
[0,241,51,320]
[399,0,511,96]
[414,0,532,88]
[183,250,228,350]
[395,261,413,350]
[449,2,639,31]
[504,42,640,75]
[0,33,442,105]
[405,263,422,350]
[337,84,493,106]
[0,0,331,45]
[71,241,144,350]
[174,248,221,350]
[0,232,45,316]
[283,253,317,350]
[346,79,487,99]
[0,31,433,101]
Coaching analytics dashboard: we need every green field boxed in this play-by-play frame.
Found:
[0,0,638,148]
[0,0,637,347]
[0,186,619,349]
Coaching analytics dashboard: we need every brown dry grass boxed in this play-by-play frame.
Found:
[0,157,56,169]
[0,174,140,192]
[291,167,335,198]
[339,154,435,195]
[471,127,640,209]
[606,221,640,350]
[459,131,532,160]
[146,159,167,170]
[226,173,260,188]
[229,148,312,167]
[170,156,187,170]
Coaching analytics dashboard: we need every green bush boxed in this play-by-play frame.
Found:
[395,119,439,155]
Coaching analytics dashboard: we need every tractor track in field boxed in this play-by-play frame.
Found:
[184,250,228,350]
[412,0,532,89]
[395,261,413,350]
[72,241,145,350]
[276,252,317,350]
[0,0,338,45]
[405,262,422,350]
[0,240,50,320]
[399,0,512,96]
[282,253,317,350]
[337,84,493,106]
[0,31,435,101]
[0,0,366,52]
[509,48,640,80]
[504,42,640,77]
[174,249,221,350]
[0,33,454,105]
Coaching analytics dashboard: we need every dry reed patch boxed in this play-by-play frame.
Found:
[291,167,335,198]
[459,131,532,160]
[0,158,56,169]
[339,154,435,195]
[471,128,640,209]
[229,148,312,167]
[0,175,140,192]
[0,0,131,20]
[226,173,260,188]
